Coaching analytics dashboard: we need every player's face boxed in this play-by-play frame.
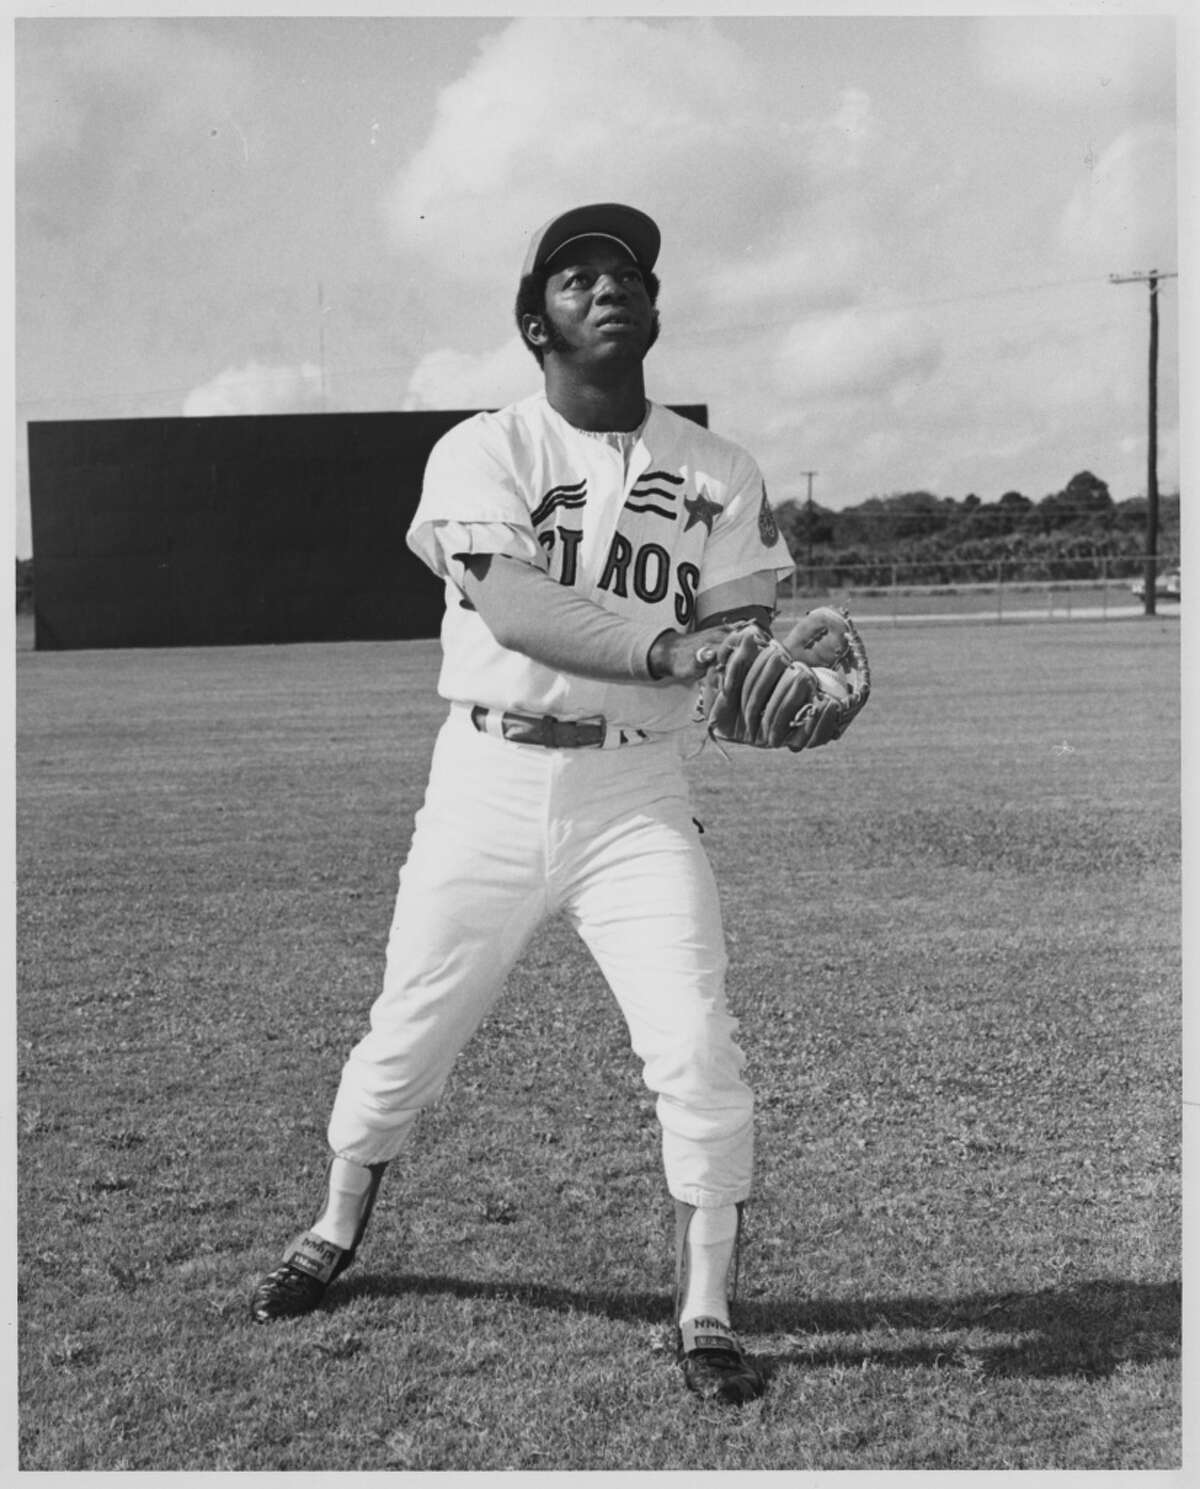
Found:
[540,240,656,365]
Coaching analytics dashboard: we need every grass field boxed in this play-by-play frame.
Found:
[15,617,1182,1472]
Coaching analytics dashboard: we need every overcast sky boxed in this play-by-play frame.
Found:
[13,9,1183,558]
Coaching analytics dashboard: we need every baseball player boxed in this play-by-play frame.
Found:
[249,203,867,1405]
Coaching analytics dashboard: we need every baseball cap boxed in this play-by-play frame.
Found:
[521,203,661,277]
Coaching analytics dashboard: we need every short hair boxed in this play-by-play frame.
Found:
[514,266,662,365]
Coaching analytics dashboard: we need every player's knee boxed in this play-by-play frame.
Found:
[655,1074,755,1137]
[640,1016,750,1107]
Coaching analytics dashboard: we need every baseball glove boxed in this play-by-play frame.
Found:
[701,606,870,751]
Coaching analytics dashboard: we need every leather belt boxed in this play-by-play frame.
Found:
[470,706,606,749]
[467,706,660,750]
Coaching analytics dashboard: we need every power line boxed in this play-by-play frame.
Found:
[673,271,1128,343]
[16,270,1145,411]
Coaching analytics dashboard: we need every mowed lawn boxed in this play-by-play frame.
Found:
[15,617,1181,1472]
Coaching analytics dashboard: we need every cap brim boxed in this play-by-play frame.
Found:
[523,203,661,277]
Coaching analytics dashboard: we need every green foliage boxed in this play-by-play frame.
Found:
[775,473,1179,584]
[16,623,1180,1470]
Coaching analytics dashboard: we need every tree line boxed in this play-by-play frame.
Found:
[774,470,1181,586]
[12,469,1182,609]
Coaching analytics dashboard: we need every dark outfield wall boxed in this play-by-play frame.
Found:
[27,406,708,650]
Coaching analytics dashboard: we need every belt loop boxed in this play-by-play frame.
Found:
[473,707,507,741]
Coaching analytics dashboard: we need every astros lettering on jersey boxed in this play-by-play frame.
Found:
[409,392,794,733]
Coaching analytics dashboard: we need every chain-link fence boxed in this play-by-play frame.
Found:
[776,555,1181,624]
[15,553,1181,642]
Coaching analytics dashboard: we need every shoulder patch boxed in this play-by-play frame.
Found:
[758,485,779,546]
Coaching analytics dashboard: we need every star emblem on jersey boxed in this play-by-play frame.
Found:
[683,492,724,533]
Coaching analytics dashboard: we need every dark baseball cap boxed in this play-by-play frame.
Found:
[521,203,661,277]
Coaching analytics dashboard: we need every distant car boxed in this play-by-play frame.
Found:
[1130,568,1181,600]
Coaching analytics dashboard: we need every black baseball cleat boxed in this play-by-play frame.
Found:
[677,1316,767,1405]
[250,1231,353,1324]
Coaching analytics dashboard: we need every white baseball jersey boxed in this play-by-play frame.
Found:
[407,392,795,734]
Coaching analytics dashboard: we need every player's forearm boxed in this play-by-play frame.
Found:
[459,553,672,682]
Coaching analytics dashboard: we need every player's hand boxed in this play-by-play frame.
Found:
[648,625,735,683]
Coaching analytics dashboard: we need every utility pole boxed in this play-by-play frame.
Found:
[800,469,818,587]
[1110,269,1176,616]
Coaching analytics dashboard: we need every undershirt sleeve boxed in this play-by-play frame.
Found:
[460,555,671,683]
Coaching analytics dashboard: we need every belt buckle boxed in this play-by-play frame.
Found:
[580,714,606,749]
[540,714,606,748]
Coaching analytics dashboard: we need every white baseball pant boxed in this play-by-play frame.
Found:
[326,704,754,1208]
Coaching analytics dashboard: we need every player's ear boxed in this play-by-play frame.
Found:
[521,314,549,349]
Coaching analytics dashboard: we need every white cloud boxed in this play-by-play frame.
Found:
[773,307,943,403]
[382,17,804,285]
[372,14,1175,506]
[804,87,877,181]
[17,19,253,162]
[701,236,861,314]
[182,361,326,416]
[402,340,539,412]
[973,15,1175,106]
[1056,124,1177,275]
[379,15,921,404]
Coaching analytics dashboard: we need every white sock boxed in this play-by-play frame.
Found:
[679,1203,739,1326]
[311,1157,377,1250]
